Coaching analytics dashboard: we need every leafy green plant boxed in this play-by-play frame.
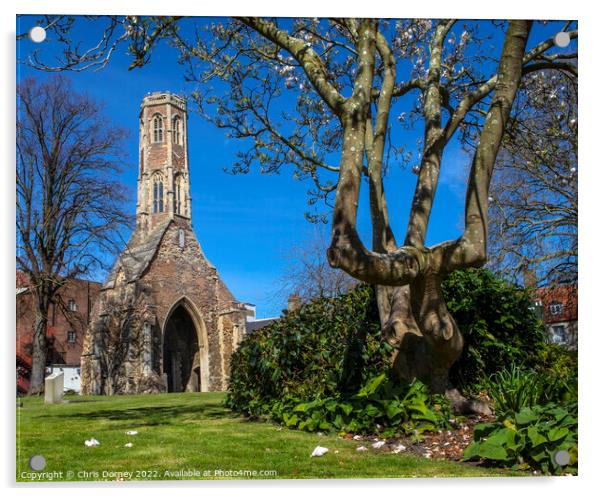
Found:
[464,403,578,474]
[535,343,578,379]
[260,375,451,437]
[227,269,556,440]
[486,366,544,414]
[486,364,577,415]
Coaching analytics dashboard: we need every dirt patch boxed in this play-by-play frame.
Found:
[340,414,494,461]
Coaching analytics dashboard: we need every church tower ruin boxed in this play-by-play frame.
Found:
[80,92,247,395]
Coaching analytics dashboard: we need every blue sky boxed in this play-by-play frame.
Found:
[16,16,574,317]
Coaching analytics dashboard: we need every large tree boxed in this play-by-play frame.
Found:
[22,17,577,405]
[17,76,130,394]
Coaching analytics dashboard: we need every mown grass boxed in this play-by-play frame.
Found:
[17,392,515,481]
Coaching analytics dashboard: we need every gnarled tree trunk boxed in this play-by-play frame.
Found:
[377,283,492,414]
[325,20,532,413]
[377,280,463,392]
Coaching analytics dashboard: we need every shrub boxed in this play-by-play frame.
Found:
[535,343,578,379]
[442,269,547,389]
[226,284,388,412]
[463,402,578,474]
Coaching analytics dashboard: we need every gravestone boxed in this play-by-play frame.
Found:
[44,372,64,404]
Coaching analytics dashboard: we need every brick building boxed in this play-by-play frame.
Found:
[81,92,247,395]
[16,271,101,394]
[533,284,578,349]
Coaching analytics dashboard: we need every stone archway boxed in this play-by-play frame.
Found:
[162,298,209,392]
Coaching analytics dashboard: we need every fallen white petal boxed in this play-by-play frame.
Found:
[372,441,386,449]
[352,435,362,441]
[393,444,407,453]
[124,442,133,448]
[126,430,138,436]
[84,438,100,447]
[356,446,368,452]
[311,446,329,457]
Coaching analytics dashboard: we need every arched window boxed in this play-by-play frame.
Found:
[153,174,164,213]
[174,175,182,215]
[153,114,164,143]
[172,115,181,145]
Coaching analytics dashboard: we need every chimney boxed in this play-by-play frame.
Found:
[287,294,301,312]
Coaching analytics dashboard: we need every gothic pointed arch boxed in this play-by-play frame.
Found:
[173,173,183,215]
[161,296,210,392]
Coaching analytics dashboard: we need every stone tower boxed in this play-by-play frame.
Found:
[80,91,247,395]
[136,92,191,234]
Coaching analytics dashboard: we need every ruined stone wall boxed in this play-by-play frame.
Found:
[216,310,247,390]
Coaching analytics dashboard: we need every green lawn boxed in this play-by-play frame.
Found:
[17,392,513,481]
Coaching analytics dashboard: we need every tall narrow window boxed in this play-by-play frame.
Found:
[172,115,181,145]
[153,114,164,143]
[159,181,164,212]
[153,174,164,213]
[174,175,182,215]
